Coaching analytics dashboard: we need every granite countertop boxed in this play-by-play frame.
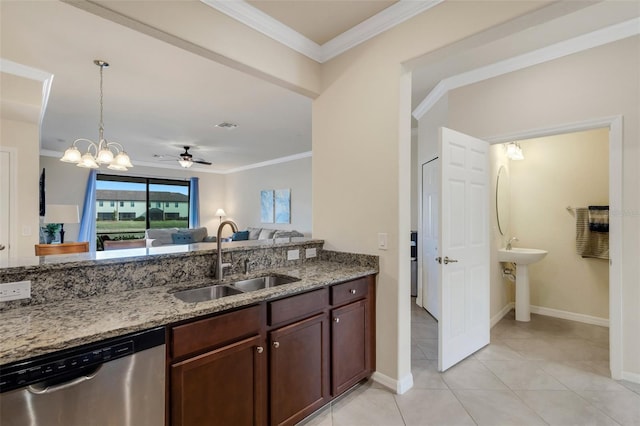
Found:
[0,260,377,366]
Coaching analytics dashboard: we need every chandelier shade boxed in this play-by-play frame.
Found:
[60,60,133,171]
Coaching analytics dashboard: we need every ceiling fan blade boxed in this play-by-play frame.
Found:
[193,159,212,165]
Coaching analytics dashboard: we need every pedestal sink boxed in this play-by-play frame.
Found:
[498,248,548,322]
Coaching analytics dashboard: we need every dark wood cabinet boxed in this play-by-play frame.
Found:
[269,313,330,426]
[167,274,376,426]
[331,299,369,395]
[171,335,266,426]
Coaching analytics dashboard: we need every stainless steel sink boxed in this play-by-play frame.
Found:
[173,284,243,303]
[230,274,300,292]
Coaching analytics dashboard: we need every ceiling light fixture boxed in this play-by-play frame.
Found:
[60,60,133,171]
[505,142,524,160]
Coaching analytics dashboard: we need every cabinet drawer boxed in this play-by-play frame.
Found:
[268,288,328,326]
[331,277,369,306]
[171,305,261,359]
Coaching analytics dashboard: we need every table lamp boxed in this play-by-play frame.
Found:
[44,204,80,244]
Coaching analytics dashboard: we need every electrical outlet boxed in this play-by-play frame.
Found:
[287,249,300,261]
[0,281,31,302]
[305,248,317,258]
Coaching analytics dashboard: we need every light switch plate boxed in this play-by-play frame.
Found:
[287,249,300,261]
[305,248,317,258]
[0,281,31,302]
[378,233,388,250]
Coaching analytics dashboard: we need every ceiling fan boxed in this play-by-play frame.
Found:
[155,146,212,168]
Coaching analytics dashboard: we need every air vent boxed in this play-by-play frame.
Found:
[215,122,238,130]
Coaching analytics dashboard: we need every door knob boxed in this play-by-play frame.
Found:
[273,341,280,349]
[334,317,340,323]
[256,346,264,354]
[349,289,356,294]
[0,244,5,251]
[443,256,458,265]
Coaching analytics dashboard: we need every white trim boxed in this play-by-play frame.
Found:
[491,302,514,328]
[320,1,443,63]
[412,17,640,120]
[200,0,322,62]
[371,371,414,395]
[621,371,640,385]
[40,149,312,175]
[484,116,623,380]
[530,305,609,328]
[0,147,19,261]
[0,58,54,131]
[200,0,442,63]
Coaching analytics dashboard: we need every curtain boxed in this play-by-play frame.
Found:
[78,170,97,251]
[189,177,200,228]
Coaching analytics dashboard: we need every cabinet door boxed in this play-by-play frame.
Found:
[331,299,369,396]
[171,335,266,426]
[269,313,329,426]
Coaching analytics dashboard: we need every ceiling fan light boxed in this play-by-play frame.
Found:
[60,146,82,163]
[77,153,99,169]
[178,159,193,168]
[114,151,133,168]
[96,147,114,164]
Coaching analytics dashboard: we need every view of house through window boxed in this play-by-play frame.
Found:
[96,175,190,248]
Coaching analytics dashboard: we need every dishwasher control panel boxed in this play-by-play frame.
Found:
[0,326,164,393]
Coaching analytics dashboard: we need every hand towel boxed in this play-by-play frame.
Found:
[588,205,609,232]
[576,207,609,259]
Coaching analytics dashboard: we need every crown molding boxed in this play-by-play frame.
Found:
[223,151,312,174]
[412,17,640,120]
[200,0,442,63]
[320,0,443,63]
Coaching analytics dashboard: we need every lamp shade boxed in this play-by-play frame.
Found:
[215,208,226,217]
[44,204,80,224]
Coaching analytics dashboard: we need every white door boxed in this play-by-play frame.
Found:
[0,151,10,263]
[421,159,440,319]
[438,127,490,372]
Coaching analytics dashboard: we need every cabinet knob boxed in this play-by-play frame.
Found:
[256,346,264,354]
[334,317,340,323]
[349,289,356,294]
[273,341,280,349]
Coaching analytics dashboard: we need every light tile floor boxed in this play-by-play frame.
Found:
[299,300,640,426]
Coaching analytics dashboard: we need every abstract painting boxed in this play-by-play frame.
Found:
[275,189,291,224]
[260,190,274,223]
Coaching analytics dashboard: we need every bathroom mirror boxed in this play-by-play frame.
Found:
[496,165,510,236]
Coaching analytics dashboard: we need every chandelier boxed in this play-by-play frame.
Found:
[60,60,133,171]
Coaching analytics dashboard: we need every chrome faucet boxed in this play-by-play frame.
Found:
[215,220,238,280]
[506,237,519,250]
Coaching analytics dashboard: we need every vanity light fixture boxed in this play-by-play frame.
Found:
[60,60,133,171]
[506,142,524,160]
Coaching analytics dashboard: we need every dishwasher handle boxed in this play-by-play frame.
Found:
[27,364,102,395]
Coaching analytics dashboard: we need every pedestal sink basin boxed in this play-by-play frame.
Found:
[498,248,548,265]
[498,247,548,322]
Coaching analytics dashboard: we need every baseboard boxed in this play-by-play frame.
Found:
[491,302,514,327]
[530,305,609,327]
[621,370,640,385]
[371,371,414,395]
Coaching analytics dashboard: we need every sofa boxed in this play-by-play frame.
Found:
[242,227,304,240]
[145,227,216,247]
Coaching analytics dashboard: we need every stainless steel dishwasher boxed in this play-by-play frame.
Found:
[0,327,165,426]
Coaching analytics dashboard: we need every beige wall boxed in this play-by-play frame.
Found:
[448,36,639,376]
[224,157,312,236]
[1,119,40,258]
[509,129,609,319]
[315,1,550,387]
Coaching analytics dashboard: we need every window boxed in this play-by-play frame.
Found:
[175,202,179,208]
[96,175,190,244]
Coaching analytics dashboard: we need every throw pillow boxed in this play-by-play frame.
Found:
[258,228,277,240]
[171,233,195,244]
[179,227,208,243]
[247,227,262,240]
[232,231,250,241]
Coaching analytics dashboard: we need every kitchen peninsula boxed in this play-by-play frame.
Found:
[0,238,378,425]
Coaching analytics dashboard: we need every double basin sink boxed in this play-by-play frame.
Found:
[172,274,300,303]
